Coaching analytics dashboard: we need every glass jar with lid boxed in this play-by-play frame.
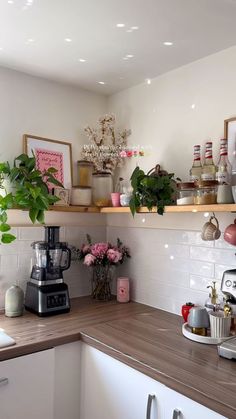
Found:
[194,180,218,205]
[177,182,195,205]
[77,160,94,187]
[92,172,113,207]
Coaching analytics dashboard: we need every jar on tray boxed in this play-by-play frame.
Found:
[92,172,113,207]
[194,180,218,205]
[177,182,195,205]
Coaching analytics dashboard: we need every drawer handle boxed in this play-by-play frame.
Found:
[146,394,155,419]
[0,377,8,386]
[172,408,181,419]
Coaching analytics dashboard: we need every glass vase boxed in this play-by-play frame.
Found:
[91,265,113,301]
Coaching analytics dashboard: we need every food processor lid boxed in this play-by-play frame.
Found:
[31,241,69,250]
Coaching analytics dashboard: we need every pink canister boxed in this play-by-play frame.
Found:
[117,277,130,303]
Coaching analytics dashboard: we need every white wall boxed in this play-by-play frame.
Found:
[0,66,107,184]
[107,46,236,314]
[0,66,107,307]
[108,45,236,180]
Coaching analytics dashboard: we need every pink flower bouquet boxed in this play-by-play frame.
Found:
[78,235,130,267]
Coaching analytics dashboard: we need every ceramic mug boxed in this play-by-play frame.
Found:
[224,219,236,245]
[201,215,221,241]
[111,193,121,207]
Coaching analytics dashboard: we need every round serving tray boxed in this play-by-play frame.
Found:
[182,323,233,345]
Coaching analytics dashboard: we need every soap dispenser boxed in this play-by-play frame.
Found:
[205,281,221,312]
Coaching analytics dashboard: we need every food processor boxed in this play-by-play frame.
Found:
[25,226,71,316]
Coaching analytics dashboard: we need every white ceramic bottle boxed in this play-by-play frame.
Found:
[5,285,24,317]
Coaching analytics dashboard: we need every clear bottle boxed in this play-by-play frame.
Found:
[189,145,202,181]
[231,140,236,186]
[201,141,216,180]
[216,139,232,185]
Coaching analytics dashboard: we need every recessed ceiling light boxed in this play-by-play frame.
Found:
[8,0,14,4]
[79,58,86,62]
[123,57,129,60]
[131,26,139,30]
[98,81,105,85]
[126,54,134,58]
[126,29,133,33]
[26,38,35,43]
[163,41,173,46]
[191,103,196,109]
[64,38,72,43]
[0,47,3,51]
[116,23,125,28]
[146,78,151,85]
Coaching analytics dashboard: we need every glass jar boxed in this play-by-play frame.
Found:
[77,160,94,187]
[194,180,218,205]
[177,182,195,205]
[92,172,113,207]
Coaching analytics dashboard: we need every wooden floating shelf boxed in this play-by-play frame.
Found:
[100,204,236,213]
[46,204,236,213]
[48,205,100,213]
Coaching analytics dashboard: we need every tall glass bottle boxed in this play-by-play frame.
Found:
[189,145,202,181]
[231,139,236,186]
[216,139,232,185]
[201,141,216,180]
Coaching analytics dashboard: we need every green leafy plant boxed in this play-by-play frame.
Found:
[129,165,176,216]
[0,153,63,244]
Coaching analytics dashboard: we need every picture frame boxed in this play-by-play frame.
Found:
[23,134,73,189]
[224,117,236,165]
[53,187,70,206]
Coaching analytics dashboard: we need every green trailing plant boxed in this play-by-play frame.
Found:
[0,153,63,244]
[129,164,176,216]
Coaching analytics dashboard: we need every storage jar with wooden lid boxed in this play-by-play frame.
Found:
[177,182,195,205]
[92,172,113,207]
[77,160,94,187]
[194,180,218,205]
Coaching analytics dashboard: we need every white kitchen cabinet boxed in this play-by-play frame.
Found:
[54,341,81,419]
[80,343,226,419]
[80,342,166,419]
[164,387,226,419]
[0,348,54,419]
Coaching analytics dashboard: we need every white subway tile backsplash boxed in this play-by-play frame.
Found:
[190,246,236,265]
[214,264,236,280]
[0,221,235,314]
[18,227,44,241]
[190,274,220,293]
[0,255,18,269]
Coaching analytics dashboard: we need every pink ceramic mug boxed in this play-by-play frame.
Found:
[111,193,121,207]
[224,219,236,246]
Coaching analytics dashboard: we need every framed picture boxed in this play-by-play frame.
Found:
[53,187,70,206]
[224,117,236,165]
[23,134,72,190]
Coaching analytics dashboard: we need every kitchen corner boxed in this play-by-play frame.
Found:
[0,296,235,419]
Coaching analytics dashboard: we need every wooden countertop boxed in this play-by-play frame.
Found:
[0,297,235,418]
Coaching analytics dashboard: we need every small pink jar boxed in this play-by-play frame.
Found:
[117,277,130,303]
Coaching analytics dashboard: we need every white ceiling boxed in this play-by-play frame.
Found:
[0,0,236,95]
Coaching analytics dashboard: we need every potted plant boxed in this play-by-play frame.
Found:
[0,153,63,243]
[129,164,177,216]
